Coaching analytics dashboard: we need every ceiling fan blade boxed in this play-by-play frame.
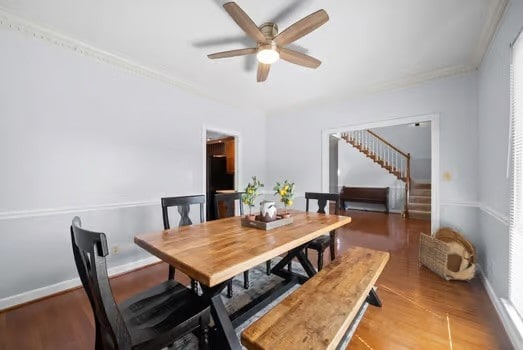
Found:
[208,48,257,59]
[279,48,321,68]
[274,9,329,46]
[257,63,270,82]
[223,2,267,43]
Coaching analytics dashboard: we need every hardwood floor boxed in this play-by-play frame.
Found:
[0,211,511,349]
[339,210,510,350]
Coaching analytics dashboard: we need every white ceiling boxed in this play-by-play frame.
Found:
[0,0,507,113]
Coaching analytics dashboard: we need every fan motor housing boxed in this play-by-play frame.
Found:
[259,22,278,40]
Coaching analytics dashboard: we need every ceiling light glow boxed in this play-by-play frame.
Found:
[257,49,280,64]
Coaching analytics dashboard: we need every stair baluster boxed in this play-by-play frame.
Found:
[341,129,411,217]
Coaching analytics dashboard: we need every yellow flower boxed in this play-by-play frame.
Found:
[279,189,285,196]
[287,199,293,206]
[248,188,253,194]
[284,185,289,191]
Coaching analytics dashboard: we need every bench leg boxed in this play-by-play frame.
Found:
[367,288,382,307]
[266,260,271,275]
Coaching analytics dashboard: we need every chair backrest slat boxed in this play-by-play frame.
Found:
[214,192,244,219]
[305,192,340,215]
[70,217,131,349]
[161,195,205,229]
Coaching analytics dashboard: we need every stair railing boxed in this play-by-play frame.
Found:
[341,130,411,217]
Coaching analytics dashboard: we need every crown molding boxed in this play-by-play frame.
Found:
[0,1,507,117]
[267,65,475,116]
[472,0,509,68]
[0,8,255,114]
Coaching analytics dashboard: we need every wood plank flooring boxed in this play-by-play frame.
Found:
[0,211,512,349]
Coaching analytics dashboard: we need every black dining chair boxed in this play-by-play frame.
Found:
[162,195,234,298]
[161,195,205,283]
[214,193,272,294]
[70,216,210,350]
[305,192,341,271]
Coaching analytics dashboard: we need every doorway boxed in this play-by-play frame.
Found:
[333,122,432,221]
[321,114,440,232]
[205,130,238,220]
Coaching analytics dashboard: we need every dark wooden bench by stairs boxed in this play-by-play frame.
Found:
[241,247,390,350]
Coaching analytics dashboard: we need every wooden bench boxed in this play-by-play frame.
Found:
[340,186,389,213]
[241,247,390,350]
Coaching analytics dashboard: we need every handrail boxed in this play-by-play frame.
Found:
[366,130,410,159]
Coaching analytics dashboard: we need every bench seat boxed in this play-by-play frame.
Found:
[241,247,390,350]
[340,186,389,213]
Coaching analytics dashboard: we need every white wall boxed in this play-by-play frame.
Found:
[328,136,338,193]
[338,141,405,212]
[371,123,432,181]
[267,73,479,235]
[0,28,267,305]
[478,0,523,303]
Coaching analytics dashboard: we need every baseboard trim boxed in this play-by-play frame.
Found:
[478,266,522,349]
[0,256,160,311]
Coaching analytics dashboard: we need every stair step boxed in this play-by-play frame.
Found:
[408,203,431,211]
[412,182,431,190]
[409,195,431,204]
[410,189,431,197]
[409,210,431,220]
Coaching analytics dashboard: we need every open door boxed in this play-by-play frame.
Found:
[206,132,236,220]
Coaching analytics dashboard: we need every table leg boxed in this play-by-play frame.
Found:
[366,288,383,307]
[200,281,242,350]
[271,243,317,283]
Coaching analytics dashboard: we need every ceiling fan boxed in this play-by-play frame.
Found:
[207,2,329,82]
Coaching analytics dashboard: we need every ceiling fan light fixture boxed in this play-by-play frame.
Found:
[256,42,280,64]
[257,49,280,64]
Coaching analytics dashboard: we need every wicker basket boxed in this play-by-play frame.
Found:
[435,228,476,265]
[419,228,476,281]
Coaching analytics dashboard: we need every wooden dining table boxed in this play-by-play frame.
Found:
[134,210,351,350]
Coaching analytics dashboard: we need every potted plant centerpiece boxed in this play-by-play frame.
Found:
[242,176,264,221]
[274,180,295,218]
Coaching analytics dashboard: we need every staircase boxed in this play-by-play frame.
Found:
[409,182,431,220]
[341,130,415,217]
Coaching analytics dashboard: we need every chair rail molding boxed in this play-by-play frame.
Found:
[440,201,480,207]
[0,200,158,221]
[479,204,509,226]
